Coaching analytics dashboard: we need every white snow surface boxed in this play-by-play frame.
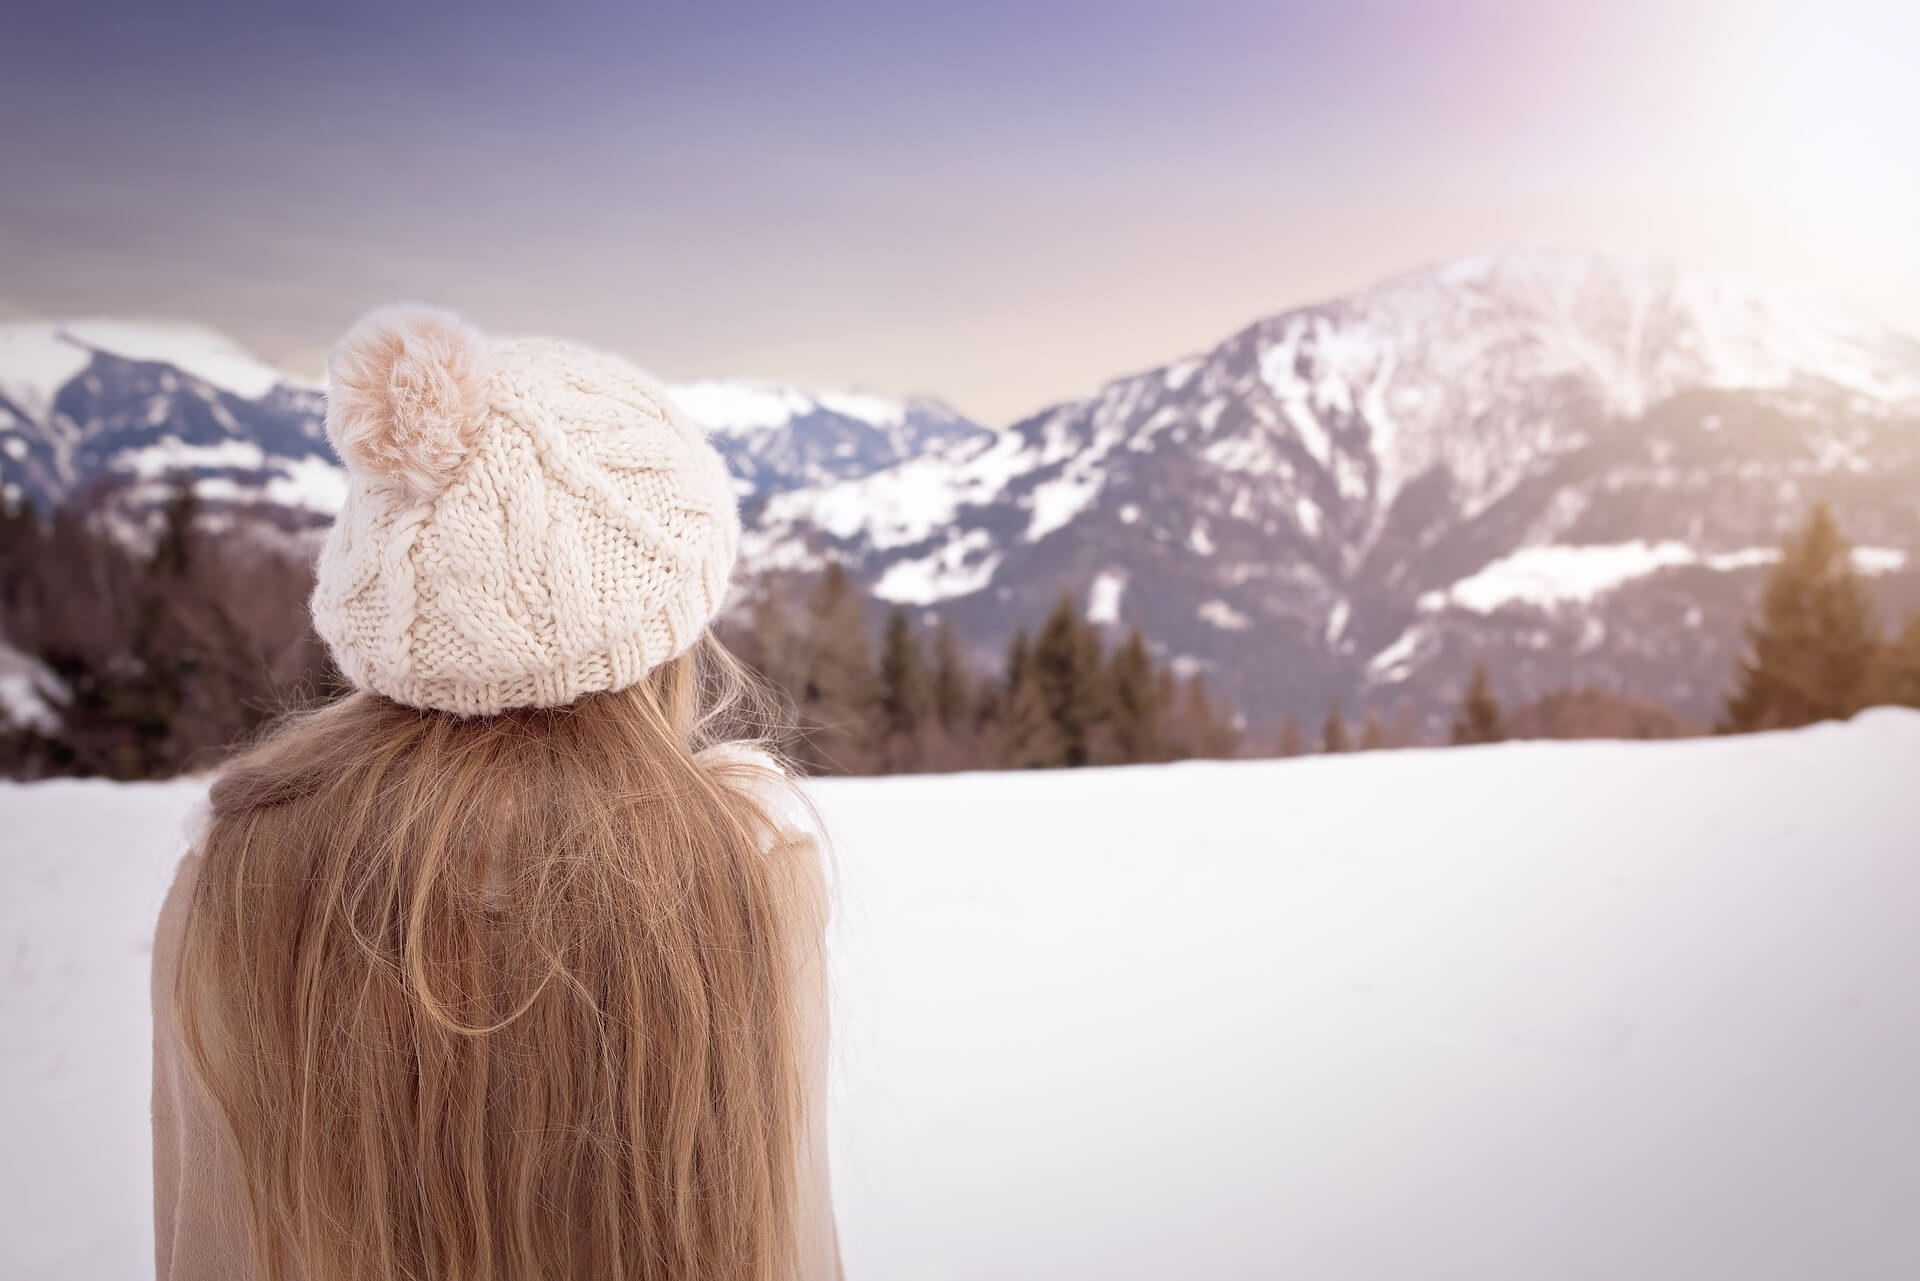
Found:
[0,325,95,425]
[0,316,930,469]
[1197,599,1250,631]
[744,252,1920,584]
[1425,540,1912,614]
[109,436,350,516]
[115,436,268,479]
[669,381,817,431]
[1364,623,1436,684]
[0,319,306,420]
[261,454,352,514]
[668,381,909,434]
[59,320,292,400]
[870,529,1001,605]
[1236,251,1920,542]
[0,643,66,733]
[1026,469,1104,543]
[1085,569,1127,624]
[748,430,1038,557]
[6,717,1920,1280]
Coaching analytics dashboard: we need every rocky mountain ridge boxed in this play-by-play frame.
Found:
[6,250,1918,728]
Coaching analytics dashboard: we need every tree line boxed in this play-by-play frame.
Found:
[2,489,1914,781]
[0,490,1240,780]
[0,488,337,779]
[720,564,1239,775]
[1415,501,1920,749]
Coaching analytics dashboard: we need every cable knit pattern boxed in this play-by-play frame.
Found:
[311,316,741,716]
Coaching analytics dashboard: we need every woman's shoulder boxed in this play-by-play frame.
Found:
[151,846,203,1025]
[695,740,822,849]
[152,795,213,1004]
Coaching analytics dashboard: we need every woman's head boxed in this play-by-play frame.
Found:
[172,309,821,1281]
[311,304,742,717]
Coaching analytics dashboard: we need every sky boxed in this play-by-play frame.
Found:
[3,0,1917,425]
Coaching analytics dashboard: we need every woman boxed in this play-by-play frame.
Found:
[150,307,840,1280]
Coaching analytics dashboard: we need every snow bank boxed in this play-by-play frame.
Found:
[4,713,1919,1279]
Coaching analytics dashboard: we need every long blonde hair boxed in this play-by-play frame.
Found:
[173,637,821,1281]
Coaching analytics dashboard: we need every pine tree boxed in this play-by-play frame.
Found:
[998,666,1066,768]
[0,486,337,780]
[1321,698,1348,753]
[1387,703,1419,749]
[931,618,971,733]
[970,675,1005,747]
[1152,667,1178,749]
[1450,665,1506,745]
[0,497,51,663]
[795,562,878,774]
[993,627,1053,767]
[720,574,806,750]
[1004,627,1031,694]
[1075,610,1110,759]
[1720,503,1883,731]
[749,575,806,698]
[150,485,200,582]
[1880,615,1920,710]
[1030,591,1105,767]
[876,605,935,771]
[996,624,1066,768]
[1175,673,1236,759]
[112,484,204,775]
[1277,716,1304,757]
[1359,711,1386,751]
[876,607,932,731]
[1106,626,1160,763]
[0,494,43,604]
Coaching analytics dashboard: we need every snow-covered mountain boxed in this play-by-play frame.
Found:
[7,250,1919,727]
[0,320,986,532]
[675,382,990,495]
[741,251,1920,725]
[0,320,339,529]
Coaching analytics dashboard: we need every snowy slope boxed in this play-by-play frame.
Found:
[4,713,1919,1280]
[675,381,990,496]
[0,318,986,525]
[742,251,1920,724]
[0,320,339,530]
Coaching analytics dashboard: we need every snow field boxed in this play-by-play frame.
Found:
[3,712,1919,1279]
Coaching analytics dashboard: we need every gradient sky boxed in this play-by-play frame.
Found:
[3,0,1916,424]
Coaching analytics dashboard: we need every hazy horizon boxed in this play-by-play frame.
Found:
[5,0,1915,425]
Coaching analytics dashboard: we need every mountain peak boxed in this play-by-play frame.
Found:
[736,250,1920,727]
[0,318,310,430]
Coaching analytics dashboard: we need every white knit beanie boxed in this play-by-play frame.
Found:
[310,306,740,716]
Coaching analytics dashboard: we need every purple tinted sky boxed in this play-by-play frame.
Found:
[3,0,1915,422]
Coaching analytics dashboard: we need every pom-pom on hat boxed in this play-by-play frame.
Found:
[310,306,741,716]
